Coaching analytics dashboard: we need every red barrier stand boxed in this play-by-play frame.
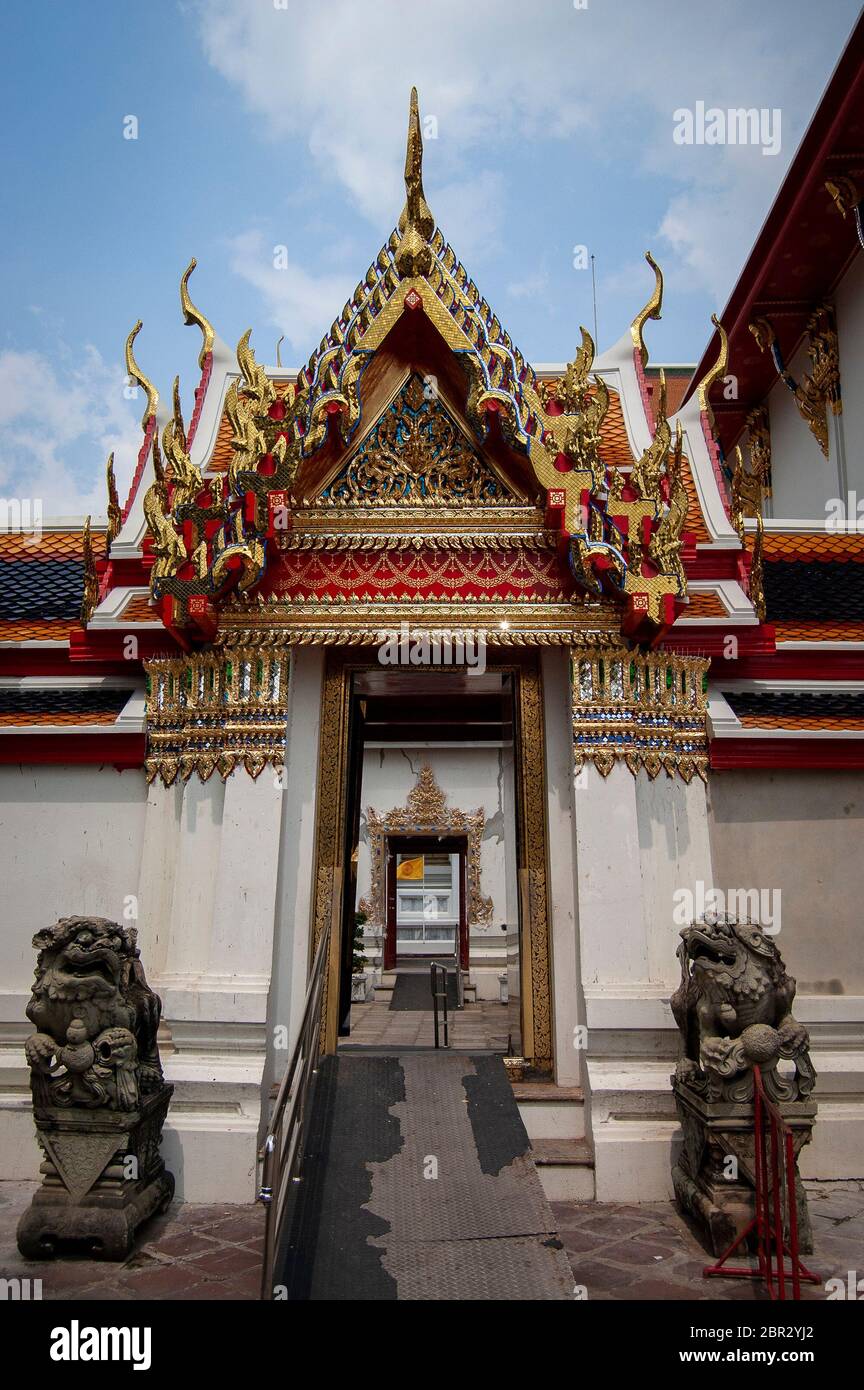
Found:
[703,1064,820,1300]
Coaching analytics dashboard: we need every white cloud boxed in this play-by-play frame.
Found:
[193,0,856,308]
[0,344,141,518]
[226,230,356,356]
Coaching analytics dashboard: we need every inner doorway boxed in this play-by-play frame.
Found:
[387,836,467,968]
[309,650,553,1069]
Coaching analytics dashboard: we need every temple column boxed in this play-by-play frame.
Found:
[139,643,291,1202]
[569,643,714,1201]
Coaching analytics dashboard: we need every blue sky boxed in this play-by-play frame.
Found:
[0,0,860,515]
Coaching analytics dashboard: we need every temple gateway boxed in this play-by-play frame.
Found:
[2,69,863,1214]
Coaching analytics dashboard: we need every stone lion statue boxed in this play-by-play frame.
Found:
[23,916,164,1112]
[670,916,815,1102]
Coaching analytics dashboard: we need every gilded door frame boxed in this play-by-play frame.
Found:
[308,647,553,1070]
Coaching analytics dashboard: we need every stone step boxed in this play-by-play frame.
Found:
[514,1082,586,1141]
[530,1138,595,1202]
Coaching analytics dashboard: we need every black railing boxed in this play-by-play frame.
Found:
[257,917,331,1299]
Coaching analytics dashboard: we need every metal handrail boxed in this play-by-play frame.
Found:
[430,960,449,1048]
[257,917,332,1299]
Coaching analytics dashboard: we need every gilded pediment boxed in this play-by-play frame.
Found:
[317,374,520,508]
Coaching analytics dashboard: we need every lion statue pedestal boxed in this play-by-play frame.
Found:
[669,917,816,1258]
[16,917,174,1261]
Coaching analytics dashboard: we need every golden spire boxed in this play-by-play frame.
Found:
[125,321,159,429]
[180,259,215,369]
[630,251,663,369]
[696,313,728,429]
[105,453,122,544]
[394,87,435,278]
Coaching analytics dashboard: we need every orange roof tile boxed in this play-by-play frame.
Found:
[0,711,122,727]
[0,619,78,641]
[734,713,864,730]
[0,531,87,560]
[763,533,864,563]
[681,591,726,617]
[774,621,864,642]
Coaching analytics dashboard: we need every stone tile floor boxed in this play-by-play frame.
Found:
[342,998,510,1050]
[1,1178,860,1301]
[551,1180,864,1301]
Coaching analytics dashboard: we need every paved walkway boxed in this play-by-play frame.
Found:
[1,1160,860,1301]
[343,997,511,1050]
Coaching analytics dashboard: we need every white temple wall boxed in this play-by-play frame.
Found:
[0,764,148,1181]
[572,761,716,1202]
[766,339,841,519]
[265,648,325,1094]
[708,767,864,1180]
[541,650,584,1090]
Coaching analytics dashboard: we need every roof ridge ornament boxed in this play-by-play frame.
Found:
[394,87,435,278]
[696,313,728,430]
[180,259,215,370]
[630,251,663,368]
[105,454,122,545]
[125,321,159,430]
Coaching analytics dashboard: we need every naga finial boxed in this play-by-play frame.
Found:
[124,321,159,430]
[105,453,122,544]
[171,376,186,452]
[80,516,98,624]
[394,87,435,278]
[630,251,663,369]
[180,259,215,370]
[696,313,728,428]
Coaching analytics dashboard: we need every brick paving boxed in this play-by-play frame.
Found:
[550,1180,864,1301]
[1,1177,861,1301]
[0,1182,264,1301]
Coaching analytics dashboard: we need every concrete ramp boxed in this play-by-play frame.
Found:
[276,1053,574,1301]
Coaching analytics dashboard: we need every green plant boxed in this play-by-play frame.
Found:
[352,909,368,975]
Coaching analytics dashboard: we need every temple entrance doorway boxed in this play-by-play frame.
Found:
[310,650,554,1071]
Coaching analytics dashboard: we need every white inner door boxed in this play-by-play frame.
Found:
[395,850,459,955]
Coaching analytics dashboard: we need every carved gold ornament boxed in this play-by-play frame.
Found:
[749,306,841,459]
[630,251,664,369]
[143,643,290,785]
[180,258,215,369]
[696,314,728,432]
[105,454,122,546]
[321,374,514,507]
[730,445,766,621]
[363,765,494,934]
[572,642,710,782]
[79,516,98,624]
[124,320,159,429]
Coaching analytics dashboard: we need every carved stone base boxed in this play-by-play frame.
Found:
[17,1085,174,1262]
[672,1078,815,1258]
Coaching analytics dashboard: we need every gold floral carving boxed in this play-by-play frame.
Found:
[143,644,290,784]
[322,375,513,507]
[571,642,710,783]
[363,765,494,936]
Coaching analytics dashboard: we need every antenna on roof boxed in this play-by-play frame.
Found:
[276,335,284,369]
[590,254,599,347]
